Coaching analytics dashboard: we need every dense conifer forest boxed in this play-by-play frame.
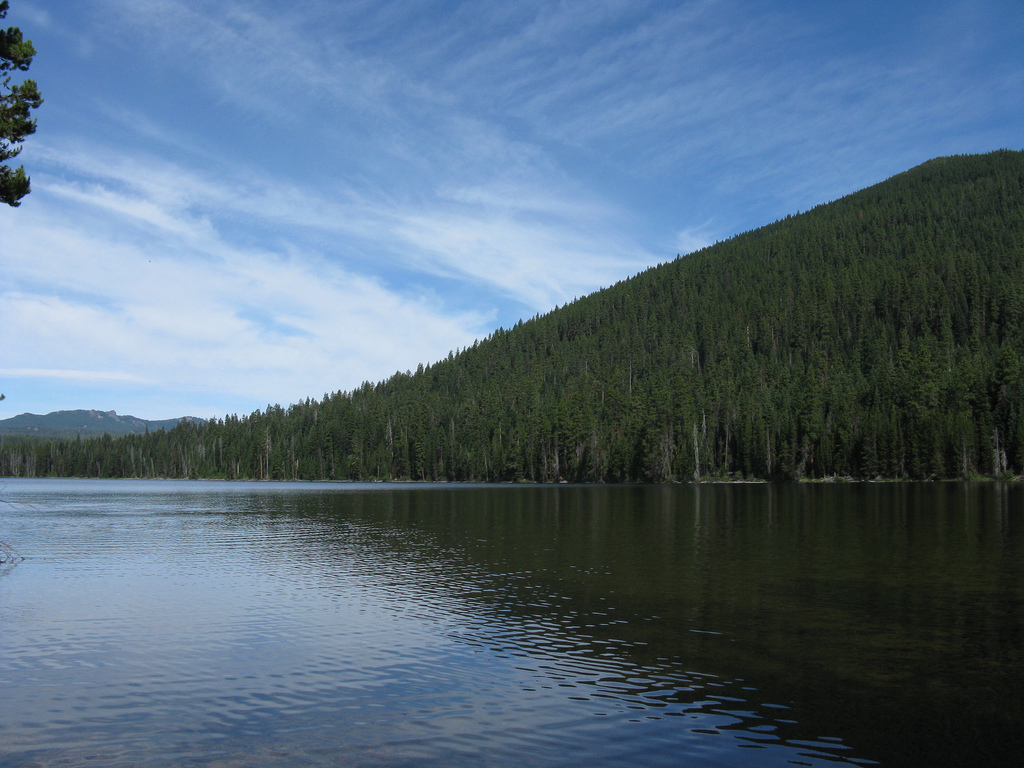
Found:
[4,150,1023,481]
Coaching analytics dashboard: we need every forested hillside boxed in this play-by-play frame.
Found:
[4,150,1023,481]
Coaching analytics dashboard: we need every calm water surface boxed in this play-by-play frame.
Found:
[0,480,1021,767]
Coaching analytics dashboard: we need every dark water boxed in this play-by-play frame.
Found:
[0,480,1021,767]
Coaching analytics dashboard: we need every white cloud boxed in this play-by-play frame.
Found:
[674,226,716,257]
[0,368,151,384]
[392,205,652,309]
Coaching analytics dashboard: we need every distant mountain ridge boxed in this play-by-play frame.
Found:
[0,410,202,438]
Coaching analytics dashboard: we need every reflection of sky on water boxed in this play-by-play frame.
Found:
[3,479,1020,766]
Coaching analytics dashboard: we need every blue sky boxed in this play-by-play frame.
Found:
[1,0,1021,421]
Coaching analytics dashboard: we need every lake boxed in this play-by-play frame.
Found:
[0,479,1021,767]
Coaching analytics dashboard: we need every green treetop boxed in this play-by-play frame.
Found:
[0,0,41,207]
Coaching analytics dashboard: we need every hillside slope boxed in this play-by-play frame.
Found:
[4,150,1023,480]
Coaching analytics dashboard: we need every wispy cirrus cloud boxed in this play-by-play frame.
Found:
[24,139,655,309]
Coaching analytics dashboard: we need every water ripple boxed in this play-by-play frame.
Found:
[5,479,1019,766]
